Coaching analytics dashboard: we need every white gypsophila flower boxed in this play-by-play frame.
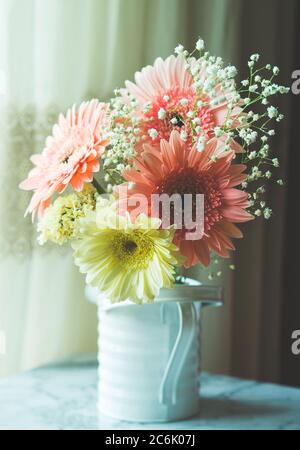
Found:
[250,53,260,62]
[180,130,188,141]
[175,44,184,54]
[214,127,223,138]
[193,79,202,89]
[128,182,135,190]
[267,106,278,118]
[226,65,237,77]
[196,137,205,152]
[239,116,247,125]
[196,38,205,51]
[158,108,166,120]
[279,86,290,94]
[259,145,269,158]
[257,186,266,194]
[263,208,272,219]
[191,64,200,76]
[142,101,152,113]
[208,65,220,77]
[239,128,258,145]
[114,88,121,96]
[204,79,216,92]
[241,80,249,87]
[180,98,189,106]
[148,128,158,140]
[249,84,258,93]
[131,99,138,107]
[272,158,279,167]
[211,98,220,106]
[248,151,257,160]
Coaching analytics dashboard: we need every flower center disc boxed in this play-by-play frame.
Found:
[124,240,138,253]
[153,168,223,235]
[111,230,154,270]
[141,88,216,146]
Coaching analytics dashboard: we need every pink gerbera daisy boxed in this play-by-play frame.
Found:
[120,131,253,268]
[20,100,109,219]
[123,55,243,152]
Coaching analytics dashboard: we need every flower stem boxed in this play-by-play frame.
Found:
[92,178,105,194]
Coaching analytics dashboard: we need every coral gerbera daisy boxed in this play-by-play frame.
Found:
[72,201,182,303]
[120,130,253,268]
[123,55,243,151]
[20,99,109,219]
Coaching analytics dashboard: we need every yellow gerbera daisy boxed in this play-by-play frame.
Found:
[72,206,182,303]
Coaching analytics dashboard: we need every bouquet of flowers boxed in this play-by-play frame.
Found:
[20,39,289,304]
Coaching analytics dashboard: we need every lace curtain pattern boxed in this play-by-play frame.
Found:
[0,104,69,259]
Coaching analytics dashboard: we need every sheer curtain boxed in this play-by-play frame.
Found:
[0,0,206,378]
[0,0,296,384]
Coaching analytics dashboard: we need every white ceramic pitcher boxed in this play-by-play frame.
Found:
[86,278,222,422]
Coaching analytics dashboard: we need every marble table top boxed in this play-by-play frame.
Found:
[0,354,299,430]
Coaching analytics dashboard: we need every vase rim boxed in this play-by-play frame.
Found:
[85,278,223,311]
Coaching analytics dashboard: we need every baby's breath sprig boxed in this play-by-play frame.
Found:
[210,52,289,216]
[193,253,237,282]
[234,56,288,214]
[101,92,142,187]
[177,40,241,152]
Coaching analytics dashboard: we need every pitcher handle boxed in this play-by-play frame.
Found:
[159,302,197,405]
